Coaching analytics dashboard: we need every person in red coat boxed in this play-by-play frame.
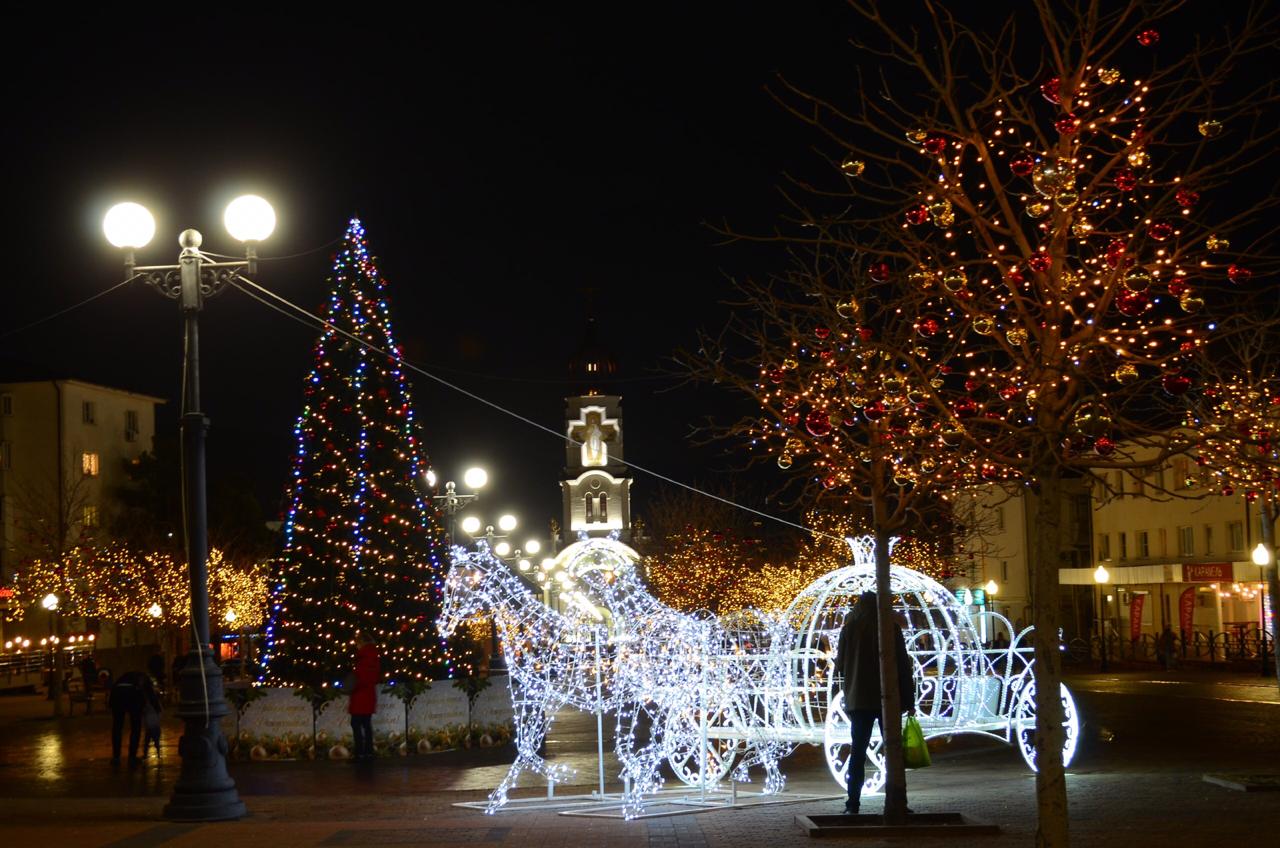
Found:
[348,631,381,760]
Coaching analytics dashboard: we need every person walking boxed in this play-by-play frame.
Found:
[1158,625,1177,671]
[108,671,147,766]
[141,672,162,759]
[348,631,381,760]
[834,590,915,816]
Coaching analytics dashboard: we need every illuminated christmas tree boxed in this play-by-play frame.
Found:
[263,219,454,687]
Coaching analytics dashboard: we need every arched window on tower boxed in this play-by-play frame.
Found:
[584,493,595,522]
[599,492,608,522]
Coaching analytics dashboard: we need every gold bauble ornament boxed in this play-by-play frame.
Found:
[920,457,938,473]
[1006,328,1028,346]
[1206,234,1229,251]
[1114,363,1139,384]
[912,345,930,357]
[906,128,928,143]
[836,298,860,319]
[1072,218,1094,238]
[933,210,956,227]
[777,454,793,470]
[930,378,945,389]
[820,373,838,389]
[1055,190,1080,209]
[840,156,866,177]
[1072,402,1112,437]
[1179,294,1205,314]
[782,357,798,370]
[928,199,953,220]
[1025,201,1052,219]
[942,270,968,292]
[1032,158,1075,197]
[851,395,868,408]
[883,376,905,394]
[1122,268,1152,292]
[1198,119,1223,138]
[909,269,937,289]
[973,317,996,336]
[1098,67,1121,84]
[1127,149,1150,168]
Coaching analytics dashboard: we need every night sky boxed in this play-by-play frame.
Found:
[0,6,857,536]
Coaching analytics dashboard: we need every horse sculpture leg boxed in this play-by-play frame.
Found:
[614,700,668,819]
[485,689,570,813]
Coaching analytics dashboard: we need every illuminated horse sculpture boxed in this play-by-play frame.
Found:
[438,545,613,812]
[563,538,791,814]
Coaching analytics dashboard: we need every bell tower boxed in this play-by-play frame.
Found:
[561,318,632,542]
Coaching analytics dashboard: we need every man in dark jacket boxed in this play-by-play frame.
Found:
[108,671,148,765]
[834,590,915,815]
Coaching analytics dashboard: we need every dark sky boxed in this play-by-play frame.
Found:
[0,6,856,536]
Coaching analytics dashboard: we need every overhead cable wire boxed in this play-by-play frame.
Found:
[230,274,841,543]
[0,275,140,342]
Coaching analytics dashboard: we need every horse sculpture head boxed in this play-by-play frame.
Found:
[437,549,493,639]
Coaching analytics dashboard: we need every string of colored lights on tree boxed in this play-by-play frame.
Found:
[263,219,455,687]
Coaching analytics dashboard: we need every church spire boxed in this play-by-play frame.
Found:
[567,315,616,396]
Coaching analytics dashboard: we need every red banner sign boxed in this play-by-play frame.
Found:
[1179,587,1196,635]
[1183,562,1233,582]
[1129,592,1146,641]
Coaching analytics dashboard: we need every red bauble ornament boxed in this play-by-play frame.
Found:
[1094,436,1115,456]
[965,378,982,393]
[923,136,948,154]
[1228,264,1252,284]
[939,364,953,375]
[1114,169,1137,191]
[1246,490,1259,503]
[1104,239,1127,268]
[858,327,874,342]
[1221,487,1234,497]
[999,385,1020,402]
[955,287,975,301]
[1148,222,1174,241]
[1010,153,1035,177]
[804,410,833,438]
[819,349,834,360]
[953,398,979,419]
[981,465,999,480]
[1116,289,1151,317]
[863,401,888,421]
[906,205,930,225]
[767,369,785,384]
[784,412,800,427]
[814,326,831,340]
[1055,115,1079,135]
[868,261,891,282]
[1040,77,1061,104]
[1005,268,1026,287]
[1175,188,1200,208]
[1137,29,1160,46]
[822,475,839,490]
[1162,374,1192,396]
[1180,341,1197,353]
[916,317,941,337]
[1168,279,1188,297]
[1028,253,1052,272]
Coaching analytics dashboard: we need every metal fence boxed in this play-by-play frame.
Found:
[1065,628,1275,668]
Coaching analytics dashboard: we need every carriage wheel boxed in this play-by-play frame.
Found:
[1011,681,1079,771]
[666,706,739,788]
[822,690,886,795]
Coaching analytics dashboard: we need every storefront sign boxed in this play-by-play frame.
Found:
[1178,587,1195,635]
[1183,562,1233,582]
[1129,592,1145,642]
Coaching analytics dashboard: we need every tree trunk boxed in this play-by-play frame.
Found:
[50,612,65,717]
[871,499,908,824]
[1029,467,1069,848]
[1263,503,1279,692]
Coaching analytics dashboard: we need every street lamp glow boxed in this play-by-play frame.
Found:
[1093,564,1110,584]
[985,579,999,596]
[463,467,488,490]
[517,559,531,571]
[1252,542,1272,566]
[541,557,554,571]
[148,603,163,618]
[41,593,59,611]
[103,202,156,249]
[224,609,238,623]
[223,194,275,242]
[424,468,437,488]
[460,516,482,535]
[498,514,518,532]
[524,539,541,554]
[494,541,512,557]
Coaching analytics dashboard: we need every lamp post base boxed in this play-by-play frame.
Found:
[163,648,246,822]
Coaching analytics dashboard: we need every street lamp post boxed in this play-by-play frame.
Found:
[1253,542,1277,683]
[103,196,274,822]
[428,466,488,546]
[41,594,58,701]
[1094,564,1110,672]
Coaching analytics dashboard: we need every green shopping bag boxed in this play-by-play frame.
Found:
[903,715,931,769]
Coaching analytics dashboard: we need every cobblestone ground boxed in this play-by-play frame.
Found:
[2,669,1277,847]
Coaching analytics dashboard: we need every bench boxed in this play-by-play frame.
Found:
[66,674,95,715]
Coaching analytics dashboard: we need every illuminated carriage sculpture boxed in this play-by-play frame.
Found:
[440,535,1079,817]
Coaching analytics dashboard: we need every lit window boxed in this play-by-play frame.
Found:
[82,452,100,477]
[125,410,139,442]
[83,505,99,528]
[82,401,96,425]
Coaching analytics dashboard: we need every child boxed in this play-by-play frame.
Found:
[141,674,162,758]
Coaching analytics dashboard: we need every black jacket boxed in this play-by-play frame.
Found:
[834,603,914,712]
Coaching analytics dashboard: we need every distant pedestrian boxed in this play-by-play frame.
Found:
[147,652,166,695]
[79,655,98,692]
[1159,625,1177,671]
[141,673,162,758]
[348,631,381,760]
[834,591,915,815]
[108,671,146,765]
